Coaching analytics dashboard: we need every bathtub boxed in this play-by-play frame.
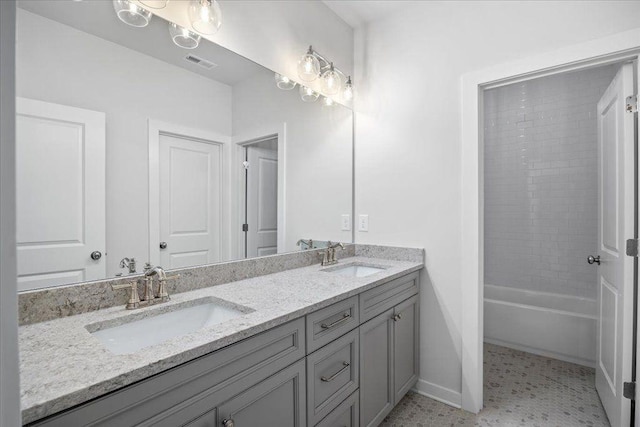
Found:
[484,284,597,367]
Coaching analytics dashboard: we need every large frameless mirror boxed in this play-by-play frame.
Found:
[15,0,353,291]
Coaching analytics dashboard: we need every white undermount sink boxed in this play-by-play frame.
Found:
[324,263,387,278]
[89,299,250,355]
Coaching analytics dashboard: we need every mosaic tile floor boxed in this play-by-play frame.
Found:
[381,343,609,427]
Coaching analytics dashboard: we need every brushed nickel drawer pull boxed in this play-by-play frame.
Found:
[321,361,350,382]
[321,313,351,329]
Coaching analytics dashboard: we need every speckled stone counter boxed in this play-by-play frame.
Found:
[19,252,423,424]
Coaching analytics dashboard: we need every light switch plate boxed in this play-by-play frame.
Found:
[341,214,351,231]
[358,214,369,232]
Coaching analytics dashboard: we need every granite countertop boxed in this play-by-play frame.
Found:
[20,255,423,424]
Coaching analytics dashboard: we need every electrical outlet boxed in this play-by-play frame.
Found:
[358,214,369,232]
[341,214,351,231]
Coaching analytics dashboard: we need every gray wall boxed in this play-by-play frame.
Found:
[0,1,21,425]
[484,65,618,298]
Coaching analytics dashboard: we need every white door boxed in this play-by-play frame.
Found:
[16,98,105,290]
[595,63,635,427]
[158,133,222,269]
[246,145,278,257]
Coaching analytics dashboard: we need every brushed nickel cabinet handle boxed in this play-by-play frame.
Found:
[321,361,350,382]
[320,313,351,329]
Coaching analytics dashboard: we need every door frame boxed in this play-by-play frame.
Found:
[460,30,640,414]
[148,119,231,266]
[232,123,286,260]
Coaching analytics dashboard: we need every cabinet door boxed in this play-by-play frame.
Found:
[218,360,306,427]
[359,308,394,427]
[393,295,419,403]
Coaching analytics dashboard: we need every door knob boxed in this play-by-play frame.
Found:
[90,251,102,260]
[159,242,167,249]
[587,255,601,265]
[222,419,235,427]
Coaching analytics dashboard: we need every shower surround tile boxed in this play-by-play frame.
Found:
[484,65,618,299]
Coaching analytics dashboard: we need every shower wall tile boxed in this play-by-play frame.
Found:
[483,65,618,299]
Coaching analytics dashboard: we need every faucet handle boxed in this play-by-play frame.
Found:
[111,282,140,310]
[156,274,180,302]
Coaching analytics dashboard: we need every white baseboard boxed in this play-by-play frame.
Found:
[412,379,462,408]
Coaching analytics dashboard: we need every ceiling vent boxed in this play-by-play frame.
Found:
[184,54,218,70]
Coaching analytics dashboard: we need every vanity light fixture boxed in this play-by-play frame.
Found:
[188,0,222,35]
[169,22,201,49]
[297,46,353,101]
[300,85,319,103]
[139,0,169,9]
[275,73,297,90]
[298,46,321,82]
[343,76,354,101]
[113,0,152,27]
[321,63,341,96]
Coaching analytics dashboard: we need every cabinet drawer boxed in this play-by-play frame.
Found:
[307,296,359,353]
[359,272,418,323]
[30,318,305,427]
[307,329,359,426]
[315,390,359,427]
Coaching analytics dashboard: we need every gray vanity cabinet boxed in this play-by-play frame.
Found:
[27,270,420,427]
[393,295,419,403]
[359,276,420,427]
[359,308,394,427]
[217,360,306,427]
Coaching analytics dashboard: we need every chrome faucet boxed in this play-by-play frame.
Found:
[321,241,345,266]
[119,257,137,274]
[144,263,171,302]
[297,238,313,250]
[111,264,179,310]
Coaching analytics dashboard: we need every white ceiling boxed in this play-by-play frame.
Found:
[17,0,267,86]
[322,1,408,28]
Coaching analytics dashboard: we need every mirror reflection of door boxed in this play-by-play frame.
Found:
[244,137,278,258]
[15,98,106,291]
[158,132,223,269]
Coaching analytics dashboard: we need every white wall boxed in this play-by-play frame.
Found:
[232,71,353,252]
[484,65,617,299]
[0,1,21,425]
[16,10,232,277]
[353,0,640,407]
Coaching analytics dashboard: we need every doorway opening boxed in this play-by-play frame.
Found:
[240,136,279,259]
[481,61,636,426]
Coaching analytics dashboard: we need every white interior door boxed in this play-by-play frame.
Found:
[595,63,635,427]
[16,98,105,291]
[158,133,222,269]
[246,145,278,257]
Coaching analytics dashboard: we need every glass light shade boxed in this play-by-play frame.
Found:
[299,86,319,103]
[188,0,222,35]
[113,0,152,27]
[275,73,296,90]
[322,97,335,107]
[321,63,341,96]
[343,76,353,101]
[297,48,320,82]
[139,0,169,8]
[169,23,201,49]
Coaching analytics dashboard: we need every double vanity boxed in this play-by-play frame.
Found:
[19,245,423,426]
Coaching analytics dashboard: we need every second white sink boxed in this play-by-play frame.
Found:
[324,263,387,278]
[89,298,251,355]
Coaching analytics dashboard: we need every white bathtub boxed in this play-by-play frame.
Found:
[484,284,597,367]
